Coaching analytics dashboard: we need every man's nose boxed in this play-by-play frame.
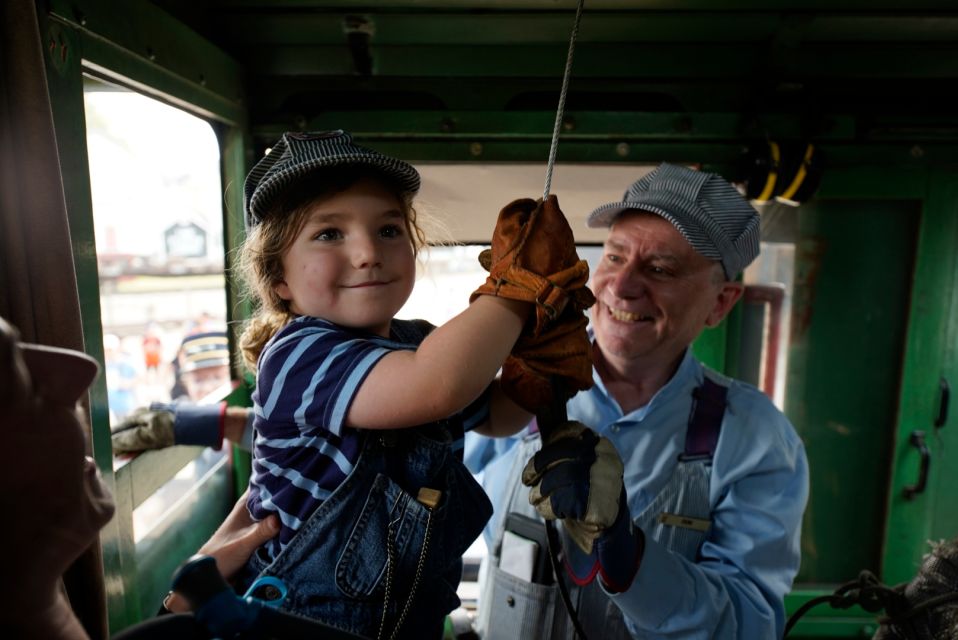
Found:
[607,264,644,299]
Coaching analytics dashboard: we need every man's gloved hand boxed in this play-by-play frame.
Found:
[500,308,593,413]
[521,421,624,553]
[111,403,224,455]
[561,489,645,594]
[471,196,595,337]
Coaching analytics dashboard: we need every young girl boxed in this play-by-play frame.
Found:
[233,130,577,639]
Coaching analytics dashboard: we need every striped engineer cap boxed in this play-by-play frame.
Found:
[587,163,761,278]
[243,130,421,228]
[179,331,230,373]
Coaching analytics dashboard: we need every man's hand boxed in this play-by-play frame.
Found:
[165,492,279,613]
[112,403,233,454]
[521,421,623,553]
[111,406,176,454]
[561,489,645,593]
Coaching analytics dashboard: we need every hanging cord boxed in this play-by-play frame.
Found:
[784,569,958,637]
[543,0,586,200]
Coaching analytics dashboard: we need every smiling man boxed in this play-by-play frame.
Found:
[479,163,809,639]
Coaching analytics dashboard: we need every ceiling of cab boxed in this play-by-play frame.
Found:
[149,1,958,145]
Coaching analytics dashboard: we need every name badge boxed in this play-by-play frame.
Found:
[658,512,711,532]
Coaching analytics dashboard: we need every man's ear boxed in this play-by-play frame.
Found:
[704,281,745,328]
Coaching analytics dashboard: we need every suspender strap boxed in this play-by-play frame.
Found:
[681,377,728,460]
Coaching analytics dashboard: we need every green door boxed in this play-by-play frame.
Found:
[786,200,919,583]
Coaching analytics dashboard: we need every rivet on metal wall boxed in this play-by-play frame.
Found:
[910,145,925,159]
[616,142,630,157]
[562,116,575,132]
[469,142,483,157]
[440,118,455,133]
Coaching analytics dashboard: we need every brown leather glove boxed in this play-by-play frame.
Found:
[500,308,593,412]
[471,195,594,336]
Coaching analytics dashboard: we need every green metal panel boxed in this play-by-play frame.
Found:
[882,169,958,583]
[48,0,244,125]
[786,199,918,583]
[133,457,234,618]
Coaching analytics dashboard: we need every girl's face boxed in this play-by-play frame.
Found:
[274,178,416,337]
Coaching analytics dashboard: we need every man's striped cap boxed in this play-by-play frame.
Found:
[243,130,420,228]
[587,163,760,278]
[179,332,230,373]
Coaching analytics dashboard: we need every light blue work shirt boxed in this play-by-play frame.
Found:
[478,348,808,638]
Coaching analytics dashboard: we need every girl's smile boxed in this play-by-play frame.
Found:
[273,178,416,337]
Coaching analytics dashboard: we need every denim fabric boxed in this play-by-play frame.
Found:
[239,424,492,640]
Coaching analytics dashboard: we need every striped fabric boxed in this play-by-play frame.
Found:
[246,316,486,555]
[587,163,760,278]
[244,130,421,228]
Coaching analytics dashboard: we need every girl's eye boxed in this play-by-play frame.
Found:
[379,224,404,239]
[313,228,343,241]
[605,253,622,264]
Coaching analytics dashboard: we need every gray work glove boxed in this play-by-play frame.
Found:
[111,406,175,454]
[111,402,223,454]
[521,420,624,553]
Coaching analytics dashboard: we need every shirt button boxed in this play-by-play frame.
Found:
[611,425,620,433]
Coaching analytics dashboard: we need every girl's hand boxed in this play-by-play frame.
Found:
[164,492,279,613]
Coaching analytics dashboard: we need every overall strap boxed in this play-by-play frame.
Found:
[680,377,728,461]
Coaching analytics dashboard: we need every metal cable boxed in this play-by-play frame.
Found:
[543,0,586,200]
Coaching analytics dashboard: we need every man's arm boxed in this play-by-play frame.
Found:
[610,407,809,638]
[112,403,254,454]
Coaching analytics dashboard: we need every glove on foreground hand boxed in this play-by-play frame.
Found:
[561,488,645,594]
[500,308,593,413]
[521,421,624,553]
[471,196,594,336]
[111,403,223,454]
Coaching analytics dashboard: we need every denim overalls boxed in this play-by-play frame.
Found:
[479,376,728,639]
[238,320,493,640]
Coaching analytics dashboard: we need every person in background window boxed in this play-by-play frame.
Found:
[112,330,251,454]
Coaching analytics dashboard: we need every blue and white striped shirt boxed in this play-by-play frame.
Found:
[247,316,488,552]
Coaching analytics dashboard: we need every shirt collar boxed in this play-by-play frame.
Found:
[590,347,700,422]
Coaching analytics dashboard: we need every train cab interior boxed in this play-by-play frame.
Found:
[3,1,958,638]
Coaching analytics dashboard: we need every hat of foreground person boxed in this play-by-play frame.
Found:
[587,163,760,278]
[244,130,421,229]
[19,340,99,406]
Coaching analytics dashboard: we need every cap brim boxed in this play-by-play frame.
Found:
[587,200,679,229]
[20,343,99,405]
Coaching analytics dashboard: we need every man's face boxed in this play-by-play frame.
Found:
[590,211,743,374]
[181,364,230,402]
[1,326,116,590]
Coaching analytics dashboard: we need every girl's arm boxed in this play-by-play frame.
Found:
[473,381,533,438]
[347,296,528,430]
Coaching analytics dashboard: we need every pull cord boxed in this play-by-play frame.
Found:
[543,0,586,200]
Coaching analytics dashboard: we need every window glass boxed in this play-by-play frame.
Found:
[83,81,229,542]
